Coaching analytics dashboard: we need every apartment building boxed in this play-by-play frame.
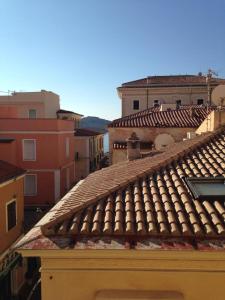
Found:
[0,160,26,300]
[118,74,225,116]
[0,92,77,208]
[0,118,75,208]
[74,128,104,182]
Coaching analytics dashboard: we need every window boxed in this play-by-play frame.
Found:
[23,139,36,161]
[75,152,79,160]
[185,177,225,200]
[28,109,37,119]
[176,100,181,108]
[66,137,70,158]
[6,200,16,231]
[197,99,204,105]
[24,174,37,196]
[153,100,160,107]
[133,100,139,110]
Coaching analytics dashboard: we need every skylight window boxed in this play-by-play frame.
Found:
[185,177,225,200]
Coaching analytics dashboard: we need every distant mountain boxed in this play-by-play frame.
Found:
[80,116,111,133]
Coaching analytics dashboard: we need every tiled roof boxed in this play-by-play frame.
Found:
[0,161,25,184]
[39,127,225,237]
[120,75,225,88]
[109,106,215,128]
[16,126,225,251]
[0,138,15,143]
[57,109,83,116]
[74,128,102,136]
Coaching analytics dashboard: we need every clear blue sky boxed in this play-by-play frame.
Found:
[0,0,225,120]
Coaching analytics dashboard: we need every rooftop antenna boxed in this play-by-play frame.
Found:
[206,68,218,105]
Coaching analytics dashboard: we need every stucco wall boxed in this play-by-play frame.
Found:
[119,86,208,116]
[39,251,225,300]
[0,177,24,253]
[0,91,60,118]
[196,110,225,134]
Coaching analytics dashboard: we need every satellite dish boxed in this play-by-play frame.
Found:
[212,84,225,106]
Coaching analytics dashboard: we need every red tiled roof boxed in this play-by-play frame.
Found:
[57,109,83,116]
[120,75,225,88]
[109,106,215,128]
[74,128,103,136]
[0,161,25,184]
[16,126,225,250]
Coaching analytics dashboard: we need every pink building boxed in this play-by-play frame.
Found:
[0,103,75,208]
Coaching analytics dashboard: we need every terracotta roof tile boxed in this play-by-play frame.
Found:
[37,126,225,242]
[120,75,225,87]
[16,125,225,251]
[109,106,217,128]
[0,160,25,184]
[74,128,102,136]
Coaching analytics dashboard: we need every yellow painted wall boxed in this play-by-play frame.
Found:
[0,177,24,254]
[196,110,225,134]
[19,249,225,300]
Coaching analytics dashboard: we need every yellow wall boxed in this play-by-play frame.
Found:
[196,110,225,134]
[0,176,24,254]
[20,249,225,300]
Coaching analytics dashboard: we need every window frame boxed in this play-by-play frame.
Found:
[153,99,160,107]
[176,99,182,107]
[197,99,204,105]
[24,174,37,196]
[22,139,36,161]
[28,109,37,119]
[133,100,139,110]
[184,176,225,200]
[6,198,17,232]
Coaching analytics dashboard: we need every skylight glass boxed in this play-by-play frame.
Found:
[185,177,225,200]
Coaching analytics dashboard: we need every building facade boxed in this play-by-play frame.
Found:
[118,74,225,117]
[0,160,26,300]
[74,129,104,182]
[0,118,75,208]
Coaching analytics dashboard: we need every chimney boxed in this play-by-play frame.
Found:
[126,132,141,161]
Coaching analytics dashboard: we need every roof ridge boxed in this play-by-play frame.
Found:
[41,126,225,236]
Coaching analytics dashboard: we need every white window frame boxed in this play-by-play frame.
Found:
[22,139,36,161]
[6,198,17,232]
[24,174,37,196]
[28,109,37,119]
[66,137,70,158]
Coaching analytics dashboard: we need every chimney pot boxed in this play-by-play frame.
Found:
[126,132,141,161]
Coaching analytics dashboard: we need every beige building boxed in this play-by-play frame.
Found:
[74,128,104,182]
[118,74,225,117]
[0,90,83,127]
[109,105,215,164]
[16,119,225,300]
